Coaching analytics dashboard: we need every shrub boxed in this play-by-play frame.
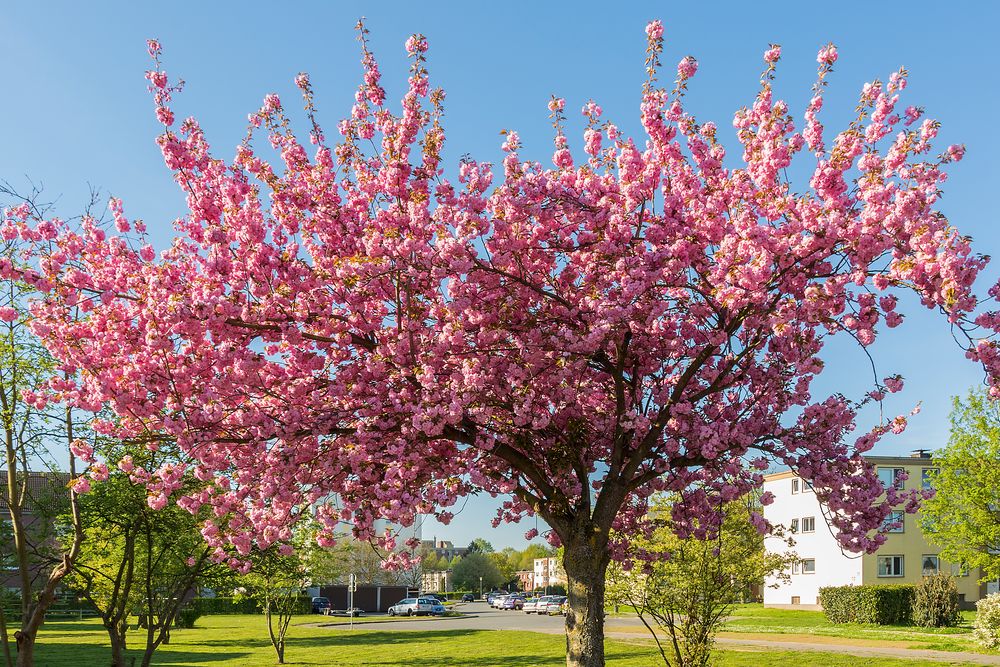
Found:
[911,574,961,627]
[819,584,914,625]
[974,593,1000,649]
[174,606,202,628]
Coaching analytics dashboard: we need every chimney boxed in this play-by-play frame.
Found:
[910,449,931,459]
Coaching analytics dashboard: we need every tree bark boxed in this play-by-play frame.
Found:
[562,537,610,667]
[12,632,32,667]
[108,625,127,667]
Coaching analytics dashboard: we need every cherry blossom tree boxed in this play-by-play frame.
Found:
[10,20,1000,667]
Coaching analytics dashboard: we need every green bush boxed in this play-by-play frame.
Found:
[911,574,961,627]
[173,606,202,628]
[974,593,1000,649]
[190,596,261,615]
[819,584,914,625]
[190,595,313,615]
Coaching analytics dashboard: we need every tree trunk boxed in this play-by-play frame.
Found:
[13,630,33,667]
[562,538,610,667]
[108,628,127,667]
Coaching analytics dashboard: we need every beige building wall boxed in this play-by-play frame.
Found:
[860,456,984,605]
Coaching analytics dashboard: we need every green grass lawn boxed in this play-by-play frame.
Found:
[719,604,986,653]
[7,614,981,666]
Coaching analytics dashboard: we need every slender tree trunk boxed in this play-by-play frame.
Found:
[107,625,127,667]
[12,634,31,667]
[562,537,610,667]
[1,606,12,667]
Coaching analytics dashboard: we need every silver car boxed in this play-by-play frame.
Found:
[387,597,436,616]
[538,595,567,615]
[524,595,553,613]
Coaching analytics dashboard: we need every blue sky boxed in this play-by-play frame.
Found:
[2,1,998,549]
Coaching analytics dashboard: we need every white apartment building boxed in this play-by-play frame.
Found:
[533,557,566,590]
[761,470,861,607]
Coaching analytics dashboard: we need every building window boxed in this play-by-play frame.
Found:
[922,555,939,576]
[950,563,970,577]
[882,510,904,533]
[803,481,814,494]
[877,467,906,490]
[791,478,800,494]
[791,596,801,605]
[801,517,816,533]
[790,518,799,534]
[801,559,816,574]
[792,561,801,575]
[878,555,904,577]
[921,468,938,490]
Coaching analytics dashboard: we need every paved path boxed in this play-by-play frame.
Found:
[315,602,1000,665]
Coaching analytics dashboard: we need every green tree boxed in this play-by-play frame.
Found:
[490,548,519,589]
[66,446,217,667]
[0,184,85,667]
[606,496,795,667]
[466,538,494,554]
[237,547,308,664]
[451,552,503,593]
[922,388,1000,582]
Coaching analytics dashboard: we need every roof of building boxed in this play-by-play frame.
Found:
[762,453,937,481]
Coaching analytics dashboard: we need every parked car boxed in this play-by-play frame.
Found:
[501,595,524,610]
[461,593,475,602]
[486,591,503,605]
[387,597,436,616]
[524,595,553,614]
[490,594,508,609]
[311,597,331,614]
[430,601,446,615]
[539,596,567,615]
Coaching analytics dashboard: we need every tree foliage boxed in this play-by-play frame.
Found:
[607,496,795,667]
[12,18,998,667]
[67,446,218,667]
[451,552,504,592]
[921,388,1000,582]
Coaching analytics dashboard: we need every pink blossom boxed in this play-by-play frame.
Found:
[817,44,838,65]
[677,56,698,80]
[645,20,664,41]
[0,306,17,322]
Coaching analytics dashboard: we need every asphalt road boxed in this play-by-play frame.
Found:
[320,600,643,635]
[319,602,1000,664]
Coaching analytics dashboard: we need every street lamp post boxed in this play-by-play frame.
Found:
[479,576,483,600]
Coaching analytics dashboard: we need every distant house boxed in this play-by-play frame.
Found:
[532,557,565,591]
[762,452,991,609]
[420,538,468,561]
[421,569,452,593]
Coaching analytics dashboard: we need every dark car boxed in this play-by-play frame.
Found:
[311,596,331,614]
[461,593,475,602]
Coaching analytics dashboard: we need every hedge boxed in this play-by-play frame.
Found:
[819,584,914,625]
[188,595,312,615]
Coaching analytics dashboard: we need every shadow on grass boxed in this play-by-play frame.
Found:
[30,645,249,667]
[194,629,641,666]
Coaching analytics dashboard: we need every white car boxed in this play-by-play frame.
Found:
[387,597,436,616]
[524,595,553,613]
[491,594,509,609]
[538,595,567,615]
